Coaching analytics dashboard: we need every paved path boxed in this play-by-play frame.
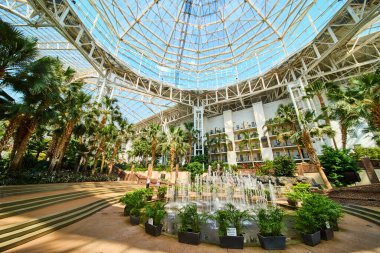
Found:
[5,203,380,253]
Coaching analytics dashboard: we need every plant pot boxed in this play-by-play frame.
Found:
[123,206,131,216]
[219,235,244,249]
[178,231,201,245]
[145,222,163,237]
[158,193,165,200]
[331,220,339,231]
[257,233,286,250]
[287,199,298,207]
[146,196,152,201]
[321,228,334,241]
[130,215,140,225]
[301,231,321,246]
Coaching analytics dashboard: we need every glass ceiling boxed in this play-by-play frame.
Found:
[68,0,346,90]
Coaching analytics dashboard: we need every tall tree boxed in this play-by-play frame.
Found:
[144,123,161,177]
[304,80,338,149]
[184,122,198,163]
[0,20,37,80]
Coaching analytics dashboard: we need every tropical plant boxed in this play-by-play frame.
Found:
[119,189,147,215]
[144,124,161,177]
[186,162,204,181]
[213,203,253,236]
[304,80,338,149]
[145,201,167,226]
[319,146,361,187]
[273,155,296,177]
[256,160,274,175]
[157,186,167,200]
[351,145,380,160]
[184,122,199,164]
[256,206,285,236]
[286,183,312,203]
[239,131,258,166]
[178,203,203,233]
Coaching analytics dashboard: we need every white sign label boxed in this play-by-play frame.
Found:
[226,227,237,236]
[325,221,330,229]
[148,218,154,225]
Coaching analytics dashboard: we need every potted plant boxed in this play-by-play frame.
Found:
[157,186,167,200]
[145,188,154,201]
[256,206,286,250]
[119,192,133,216]
[144,201,166,236]
[119,189,146,216]
[213,203,252,249]
[177,204,204,245]
[130,207,141,225]
[295,207,321,246]
[286,183,311,207]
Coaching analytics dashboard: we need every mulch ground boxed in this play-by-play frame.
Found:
[328,183,380,206]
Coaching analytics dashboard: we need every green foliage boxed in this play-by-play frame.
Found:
[144,188,154,200]
[178,204,204,233]
[186,162,204,181]
[351,145,380,160]
[213,203,253,236]
[157,186,167,199]
[319,146,361,187]
[295,194,343,234]
[145,201,167,226]
[190,154,208,164]
[256,160,274,175]
[256,206,285,236]
[286,183,311,202]
[273,156,296,177]
[119,189,147,216]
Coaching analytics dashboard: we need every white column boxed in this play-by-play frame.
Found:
[252,102,274,161]
[223,110,237,165]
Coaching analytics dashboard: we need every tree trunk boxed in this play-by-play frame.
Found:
[187,136,192,164]
[340,124,347,150]
[46,131,60,161]
[296,144,305,162]
[301,130,332,190]
[317,93,338,149]
[100,151,106,174]
[371,102,380,129]
[9,118,37,171]
[76,156,83,173]
[148,138,157,178]
[169,146,176,183]
[0,114,23,156]
[48,120,76,172]
[175,163,179,182]
[108,141,121,175]
[92,139,105,175]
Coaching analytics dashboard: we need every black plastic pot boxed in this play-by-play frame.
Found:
[158,193,165,200]
[287,199,298,207]
[145,222,163,237]
[130,215,140,225]
[257,233,286,250]
[321,228,334,240]
[219,235,244,249]
[146,196,153,201]
[178,231,201,245]
[123,206,131,216]
[301,231,321,246]
[331,220,339,231]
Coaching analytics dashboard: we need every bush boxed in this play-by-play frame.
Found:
[273,156,296,177]
[351,145,380,160]
[145,201,166,226]
[256,160,274,175]
[186,162,204,181]
[286,183,311,202]
[319,146,361,187]
[295,194,343,234]
[178,204,204,233]
[256,206,285,236]
[213,203,253,236]
[190,154,208,164]
[120,189,146,216]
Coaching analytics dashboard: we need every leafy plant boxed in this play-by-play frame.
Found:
[119,189,146,215]
[319,146,361,187]
[256,160,274,175]
[295,194,343,234]
[144,188,154,200]
[157,186,167,199]
[178,204,204,233]
[186,162,204,181]
[351,145,380,160]
[286,183,312,202]
[145,201,167,226]
[256,206,285,236]
[213,203,253,236]
[273,156,296,177]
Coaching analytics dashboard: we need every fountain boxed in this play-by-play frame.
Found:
[163,172,278,244]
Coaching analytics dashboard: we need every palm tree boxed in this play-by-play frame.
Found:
[265,104,305,162]
[161,126,187,182]
[3,57,70,171]
[239,131,258,166]
[268,104,333,189]
[349,69,380,144]
[107,120,134,175]
[184,122,198,163]
[304,80,338,149]
[0,20,38,80]
[48,82,91,171]
[144,123,161,177]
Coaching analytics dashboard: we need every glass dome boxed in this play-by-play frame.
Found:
[69,0,345,89]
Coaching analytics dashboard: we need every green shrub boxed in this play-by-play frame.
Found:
[295,194,343,234]
[213,203,253,236]
[145,201,167,226]
[273,156,296,177]
[178,204,204,233]
[256,160,274,175]
[186,162,204,181]
[319,146,361,187]
[119,189,147,215]
[286,183,312,202]
[190,154,208,164]
[351,145,380,160]
[256,206,285,236]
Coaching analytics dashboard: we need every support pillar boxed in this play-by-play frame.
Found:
[252,102,273,161]
[193,106,204,156]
